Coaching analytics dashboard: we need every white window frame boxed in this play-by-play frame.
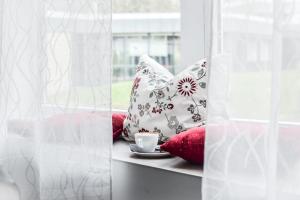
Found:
[179,0,208,72]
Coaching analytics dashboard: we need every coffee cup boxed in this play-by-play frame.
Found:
[135,132,159,153]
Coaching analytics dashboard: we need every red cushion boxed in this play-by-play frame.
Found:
[112,113,127,141]
[160,126,205,165]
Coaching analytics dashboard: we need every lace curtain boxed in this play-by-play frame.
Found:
[203,0,300,199]
[0,0,111,199]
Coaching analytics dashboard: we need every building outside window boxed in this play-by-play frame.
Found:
[112,0,181,109]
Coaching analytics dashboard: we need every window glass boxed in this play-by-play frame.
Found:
[112,0,181,109]
[220,1,300,122]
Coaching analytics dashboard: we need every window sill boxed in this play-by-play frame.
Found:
[112,140,203,178]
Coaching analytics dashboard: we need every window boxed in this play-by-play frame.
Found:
[44,3,111,108]
[218,1,300,122]
[112,0,181,109]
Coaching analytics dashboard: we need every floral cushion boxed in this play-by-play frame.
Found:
[123,55,207,142]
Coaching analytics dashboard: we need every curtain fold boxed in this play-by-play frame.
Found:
[0,0,111,199]
[203,0,300,199]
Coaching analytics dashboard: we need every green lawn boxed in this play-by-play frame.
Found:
[225,69,300,121]
[46,69,300,122]
[112,80,132,110]
[46,80,133,110]
[111,71,300,121]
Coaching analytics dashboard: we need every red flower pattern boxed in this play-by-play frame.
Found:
[177,77,197,96]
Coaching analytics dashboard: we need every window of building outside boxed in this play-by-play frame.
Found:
[112,0,181,110]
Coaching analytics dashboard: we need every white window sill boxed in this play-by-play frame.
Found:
[112,140,203,178]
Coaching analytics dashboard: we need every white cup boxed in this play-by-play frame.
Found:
[135,132,159,153]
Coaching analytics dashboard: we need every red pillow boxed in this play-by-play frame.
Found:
[160,126,205,165]
[112,113,127,141]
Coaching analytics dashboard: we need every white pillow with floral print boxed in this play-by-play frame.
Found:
[123,55,207,142]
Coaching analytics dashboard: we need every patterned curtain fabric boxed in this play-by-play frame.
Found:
[203,0,300,199]
[0,0,111,199]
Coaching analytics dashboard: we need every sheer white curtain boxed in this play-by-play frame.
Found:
[0,0,111,199]
[203,0,300,199]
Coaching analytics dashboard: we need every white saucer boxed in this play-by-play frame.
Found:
[129,144,171,158]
